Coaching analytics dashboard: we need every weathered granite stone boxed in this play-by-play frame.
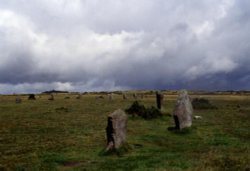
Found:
[133,93,137,100]
[16,97,22,104]
[96,95,104,100]
[106,109,128,151]
[140,94,144,99]
[156,91,164,109]
[173,90,193,129]
[76,94,81,99]
[122,93,127,100]
[109,93,113,100]
[48,94,54,100]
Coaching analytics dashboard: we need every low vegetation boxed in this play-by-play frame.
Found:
[125,101,162,119]
[192,98,217,109]
[0,92,249,170]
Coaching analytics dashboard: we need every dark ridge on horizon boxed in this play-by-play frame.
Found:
[41,90,69,94]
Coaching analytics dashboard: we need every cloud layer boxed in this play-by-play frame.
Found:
[0,0,250,93]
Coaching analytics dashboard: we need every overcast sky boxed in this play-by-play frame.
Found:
[0,0,250,94]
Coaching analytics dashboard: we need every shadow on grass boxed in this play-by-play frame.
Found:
[167,127,194,135]
[39,152,76,170]
[99,144,131,157]
[207,155,250,171]
[97,153,194,171]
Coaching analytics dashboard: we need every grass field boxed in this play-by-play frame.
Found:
[0,92,249,170]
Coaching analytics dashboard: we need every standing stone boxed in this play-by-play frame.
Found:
[122,93,127,100]
[133,93,137,100]
[76,94,82,99]
[140,94,144,99]
[173,90,193,129]
[156,91,164,109]
[96,95,104,100]
[48,94,54,100]
[15,97,22,104]
[106,109,128,151]
[109,93,113,100]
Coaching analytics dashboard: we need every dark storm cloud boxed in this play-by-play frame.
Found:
[0,0,250,93]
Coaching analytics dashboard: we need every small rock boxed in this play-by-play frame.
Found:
[194,115,202,119]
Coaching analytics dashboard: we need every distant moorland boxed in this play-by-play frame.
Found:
[0,90,249,170]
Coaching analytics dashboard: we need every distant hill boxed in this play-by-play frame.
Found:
[42,90,69,94]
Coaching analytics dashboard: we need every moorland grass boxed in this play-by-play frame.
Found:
[0,93,249,170]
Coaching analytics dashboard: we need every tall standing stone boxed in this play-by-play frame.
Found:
[122,93,127,100]
[109,93,113,100]
[156,91,164,109]
[133,93,137,100]
[16,97,22,104]
[173,90,193,129]
[106,109,128,151]
[140,93,144,99]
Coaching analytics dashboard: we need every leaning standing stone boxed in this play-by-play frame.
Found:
[173,90,193,129]
[106,109,128,151]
